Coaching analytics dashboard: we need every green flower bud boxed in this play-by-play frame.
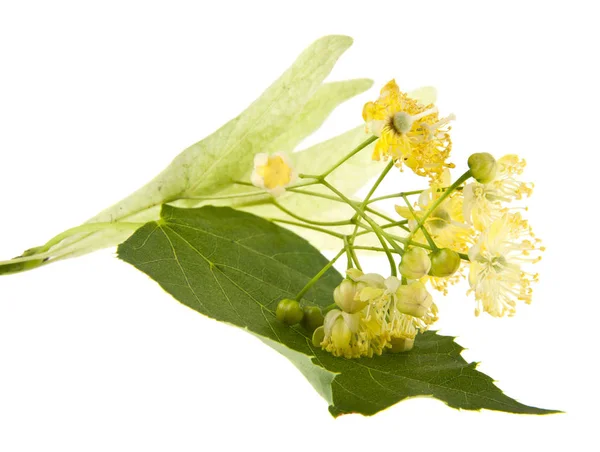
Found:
[301,306,324,332]
[399,247,432,279]
[396,281,433,318]
[276,299,304,325]
[389,336,415,353]
[468,152,497,184]
[333,279,368,313]
[312,326,325,347]
[428,248,461,277]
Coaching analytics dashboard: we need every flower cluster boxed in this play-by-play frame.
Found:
[396,152,542,315]
[313,269,438,358]
[262,80,543,358]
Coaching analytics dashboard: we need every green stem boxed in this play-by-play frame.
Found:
[385,232,469,261]
[353,226,468,260]
[271,200,352,227]
[404,169,472,247]
[381,220,409,228]
[354,220,404,253]
[321,180,399,275]
[288,184,407,251]
[376,221,410,233]
[268,218,344,239]
[366,185,464,205]
[401,194,438,251]
[365,206,395,223]
[348,243,362,271]
[289,188,396,225]
[288,188,395,221]
[347,161,396,257]
[301,136,378,180]
[285,188,342,203]
[295,249,345,301]
[343,235,361,271]
[344,236,353,270]
[285,192,404,241]
[353,246,402,255]
[367,189,424,204]
[364,161,395,202]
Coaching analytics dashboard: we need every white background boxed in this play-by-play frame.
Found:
[1,1,598,451]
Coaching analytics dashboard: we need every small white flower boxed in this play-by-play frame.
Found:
[251,152,297,197]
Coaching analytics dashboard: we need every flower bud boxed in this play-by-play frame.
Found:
[301,306,324,332]
[312,326,325,347]
[331,316,352,350]
[396,281,433,318]
[428,248,461,277]
[399,247,432,279]
[468,152,497,184]
[275,299,304,325]
[389,336,415,353]
[346,268,364,281]
[333,279,368,313]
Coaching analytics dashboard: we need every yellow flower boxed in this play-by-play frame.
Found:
[463,155,534,231]
[362,80,455,182]
[355,274,438,342]
[468,213,543,317]
[251,152,296,197]
[317,270,439,358]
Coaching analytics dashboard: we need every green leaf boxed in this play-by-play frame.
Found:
[117,205,557,417]
[1,35,365,274]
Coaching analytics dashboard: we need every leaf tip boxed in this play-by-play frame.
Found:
[354,78,374,91]
[314,34,353,53]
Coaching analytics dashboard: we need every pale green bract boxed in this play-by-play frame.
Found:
[0,35,376,274]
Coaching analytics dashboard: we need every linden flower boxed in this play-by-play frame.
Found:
[315,270,385,358]
[468,213,543,317]
[318,270,439,357]
[353,273,438,345]
[362,79,455,182]
[320,309,386,358]
[463,155,534,231]
[250,152,297,197]
[358,277,438,344]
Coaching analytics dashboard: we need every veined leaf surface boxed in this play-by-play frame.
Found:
[117,205,557,416]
